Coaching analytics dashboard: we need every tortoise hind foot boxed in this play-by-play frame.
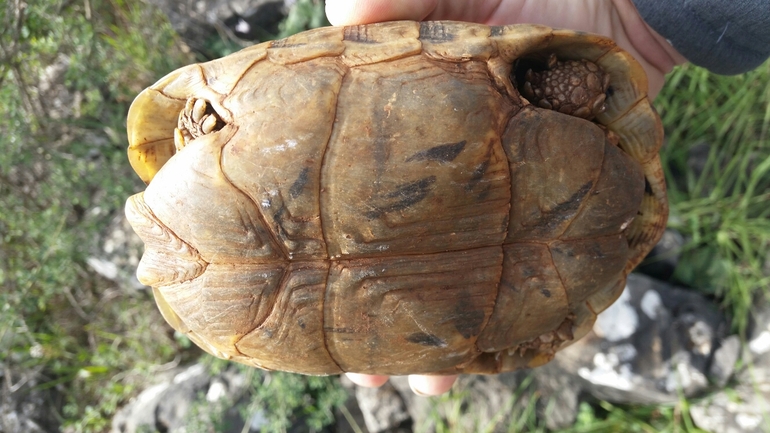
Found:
[175,97,226,151]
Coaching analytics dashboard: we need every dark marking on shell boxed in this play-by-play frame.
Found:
[467,159,489,191]
[606,86,615,96]
[419,21,454,42]
[272,206,288,233]
[372,137,390,168]
[289,167,310,199]
[406,140,467,163]
[489,26,505,37]
[476,184,492,202]
[532,181,594,232]
[501,278,521,294]
[325,327,355,334]
[453,292,486,339]
[406,332,447,347]
[540,288,552,298]
[365,176,437,219]
[549,181,594,216]
[269,39,304,49]
[265,193,295,254]
[589,242,607,259]
[343,25,377,43]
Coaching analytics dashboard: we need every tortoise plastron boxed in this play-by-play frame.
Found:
[125,21,667,375]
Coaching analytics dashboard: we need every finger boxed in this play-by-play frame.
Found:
[408,374,459,396]
[326,0,438,25]
[345,373,390,388]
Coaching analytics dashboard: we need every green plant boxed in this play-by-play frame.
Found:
[1,0,194,430]
[244,370,348,432]
[558,399,709,433]
[201,0,329,59]
[189,358,348,433]
[278,0,330,39]
[419,374,547,433]
[655,62,770,334]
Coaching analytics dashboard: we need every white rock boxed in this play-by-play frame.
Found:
[749,330,770,355]
[640,289,662,319]
[593,287,638,342]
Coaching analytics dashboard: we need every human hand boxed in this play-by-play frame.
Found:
[325,0,687,98]
[346,373,459,397]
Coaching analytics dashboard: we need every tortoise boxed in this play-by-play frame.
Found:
[125,21,667,375]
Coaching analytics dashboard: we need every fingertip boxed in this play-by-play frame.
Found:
[345,373,390,388]
[326,0,438,26]
[408,374,458,396]
[325,0,358,26]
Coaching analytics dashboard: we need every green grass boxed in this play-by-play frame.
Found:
[656,62,770,335]
[1,0,200,431]
[420,380,711,433]
[187,358,348,433]
[416,374,548,433]
[2,0,768,431]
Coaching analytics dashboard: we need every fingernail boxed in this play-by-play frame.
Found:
[410,385,429,397]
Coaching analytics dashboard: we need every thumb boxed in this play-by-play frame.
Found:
[325,0,438,25]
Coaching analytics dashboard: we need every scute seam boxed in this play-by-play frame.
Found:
[218,151,289,260]
[555,133,607,239]
[472,104,515,366]
[608,98,660,164]
[156,65,226,101]
[318,66,349,258]
[317,66,348,373]
[130,195,210,284]
[471,244,505,363]
[154,87,188,102]
[546,242,573,308]
[232,262,290,351]
[321,265,345,372]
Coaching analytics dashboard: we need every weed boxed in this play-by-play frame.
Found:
[655,62,770,334]
[1,0,193,430]
[189,358,348,433]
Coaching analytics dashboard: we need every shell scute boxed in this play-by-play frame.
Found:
[235,261,341,374]
[477,242,570,353]
[220,58,346,259]
[267,25,345,64]
[419,21,497,61]
[324,247,501,375]
[143,129,283,262]
[125,193,206,287]
[340,21,421,66]
[158,261,288,359]
[322,55,512,258]
[198,46,267,96]
[502,107,608,242]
